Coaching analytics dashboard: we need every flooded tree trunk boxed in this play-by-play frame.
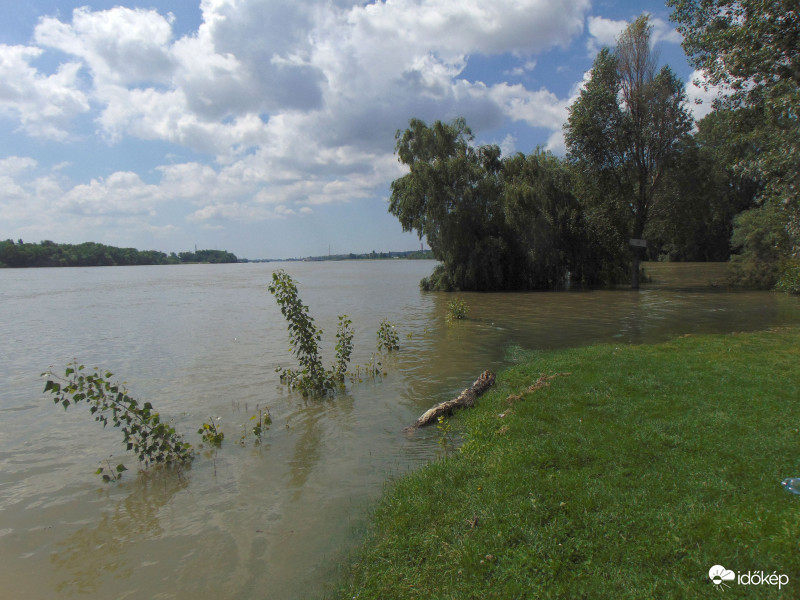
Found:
[405,370,496,431]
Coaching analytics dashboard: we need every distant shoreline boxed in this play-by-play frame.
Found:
[0,239,434,268]
[244,249,434,263]
[0,240,237,268]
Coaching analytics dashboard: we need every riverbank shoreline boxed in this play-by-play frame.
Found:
[334,327,800,598]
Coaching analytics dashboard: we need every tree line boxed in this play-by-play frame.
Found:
[390,7,799,292]
[0,240,238,268]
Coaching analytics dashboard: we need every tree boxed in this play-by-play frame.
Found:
[389,118,600,291]
[644,108,762,261]
[565,15,694,288]
[389,117,511,291]
[668,0,800,253]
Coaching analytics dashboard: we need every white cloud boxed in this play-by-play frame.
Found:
[650,17,683,46]
[0,156,38,176]
[57,171,163,216]
[507,60,537,77]
[487,83,569,130]
[2,0,603,243]
[0,44,89,139]
[499,134,517,156]
[34,6,175,86]
[21,1,592,158]
[586,16,628,54]
[685,69,728,121]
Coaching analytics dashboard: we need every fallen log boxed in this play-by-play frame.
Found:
[405,370,496,431]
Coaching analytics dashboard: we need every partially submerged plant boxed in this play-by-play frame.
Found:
[333,315,354,382]
[97,457,127,483]
[446,298,469,325]
[376,319,400,352]
[349,354,385,383]
[42,363,194,480]
[198,418,224,447]
[251,407,272,442]
[268,269,354,395]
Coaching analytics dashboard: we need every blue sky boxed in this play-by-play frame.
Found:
[0,0,712,260]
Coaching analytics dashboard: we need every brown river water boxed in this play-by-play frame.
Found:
[1,260,799,599]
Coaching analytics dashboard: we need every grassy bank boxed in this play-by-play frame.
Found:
[336,328,800,599]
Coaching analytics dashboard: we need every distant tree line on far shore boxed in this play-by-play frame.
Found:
[300,249,434,262]
[0,239,238,268]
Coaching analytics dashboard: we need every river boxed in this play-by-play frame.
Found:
[1,260,799,599]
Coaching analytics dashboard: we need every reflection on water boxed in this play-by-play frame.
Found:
[52,473,188,594]
[1,261,799,599]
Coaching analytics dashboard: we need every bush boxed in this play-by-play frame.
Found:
[42,363,193,480]
[727,205,790,289]
[776,259,800,294]
[268,270,353,395]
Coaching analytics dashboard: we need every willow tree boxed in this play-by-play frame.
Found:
[389,117,510,291]
[565,15,694,288]
[389,118,594,291]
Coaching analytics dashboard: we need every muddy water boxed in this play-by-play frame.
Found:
[1,261,798,599]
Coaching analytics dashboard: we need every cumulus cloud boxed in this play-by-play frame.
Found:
[0,156,38,176]
[587,16,628,53]
[650,17,683,46]
[0,44,89,139]
[34,6,176,86]
[57,171,163,216]
[685,69,728,121]
[2,0,603,244]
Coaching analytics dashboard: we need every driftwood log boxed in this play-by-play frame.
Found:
[405,370,496,431]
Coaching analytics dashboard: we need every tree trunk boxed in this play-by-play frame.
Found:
[405,370,496,431]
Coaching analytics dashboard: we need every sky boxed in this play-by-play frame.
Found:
[0,0,714,260]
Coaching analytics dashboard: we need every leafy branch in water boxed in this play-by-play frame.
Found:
[198,418,224,447]
[250,407,272,444]
[42,363,194,480]
[446,298,469,325]
[268,270,355,395]
[376,319,400,352]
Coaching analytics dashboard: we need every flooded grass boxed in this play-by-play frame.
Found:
[337,327,800,599]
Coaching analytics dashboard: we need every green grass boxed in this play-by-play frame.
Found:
[335,328,800,599]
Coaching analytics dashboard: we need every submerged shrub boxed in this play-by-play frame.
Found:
[776,259,800,295]
[42,363,194,480]
[268,270,354,395]
[446,298,469,325]
[376,319,400,352]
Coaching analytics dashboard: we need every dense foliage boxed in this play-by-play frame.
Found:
[565,16,694,288]
[0,239,238,268]
[389,11,794,292]
[668,0,800,291]
[268,270,354,395]
[43,363,194,480]
[389,118,608,291]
